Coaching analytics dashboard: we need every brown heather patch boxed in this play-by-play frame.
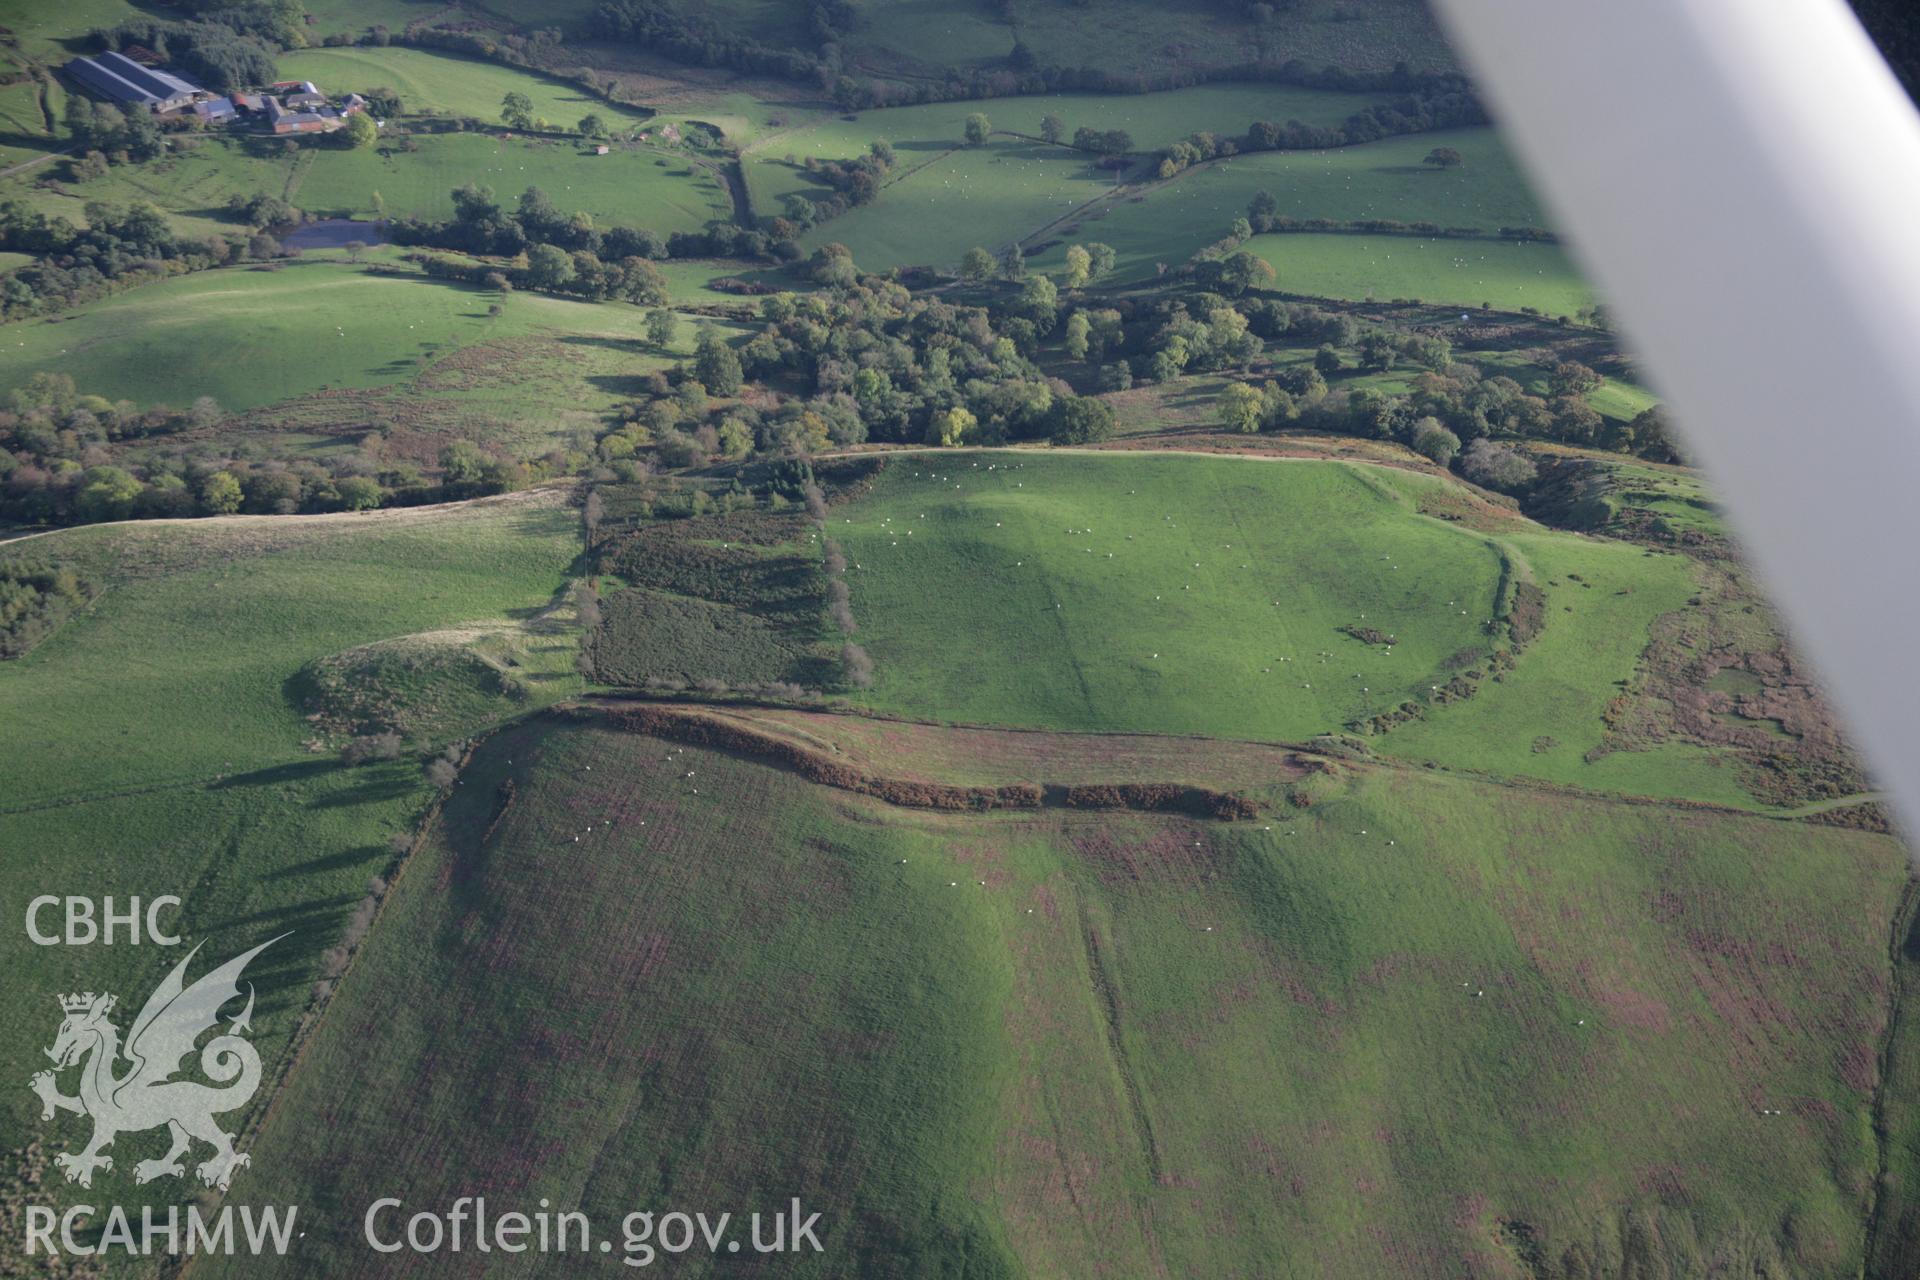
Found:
[1589,984,1674,1034]
[1593,553,1867,810]
[1414,484,1530,532]
[1064,821,1226,892]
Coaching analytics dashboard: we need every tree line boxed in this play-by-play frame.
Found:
[93,9,288,93]
[0,200,292,323]
[0,372,545,529]
[386,182,794,289]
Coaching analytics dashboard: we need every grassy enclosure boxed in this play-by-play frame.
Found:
[831,451,1759,805]
[0,121,728,244]
[833,451,1506,740]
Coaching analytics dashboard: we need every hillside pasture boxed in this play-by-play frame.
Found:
[0,257,668,412]
[0,0,140,58]
[0,492,583,1220]
[216,707,1908,1277]
[0,129,730,241]
[0,258,733,467]
[745,82,1400,219]
[1171,127,1543,231]
[0,135,299,239]
[835,451,1769,805]
[1374,529,1750,802]
[298,0,608,40]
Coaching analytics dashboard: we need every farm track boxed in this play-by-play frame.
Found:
[0,144,67,181]
[1079,906,1166,1185]
[0,484,568,548]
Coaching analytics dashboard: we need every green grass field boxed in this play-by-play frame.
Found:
[745,83,1398,225]
[833,450,1758,805]
[211,707,1907,1277]
[0,0,139,58]
[0,68,65,171]
[294,131,732,230]
[1374,528,1751,802]
[276,46,652,131]
[0,128,728,240]
[1010,125,1584,302]
[797,141,1101,270]
[1588,375,1661,422]
[0,492,584,1223]
[0,256,682,412]
[1249,233,1595,314]
[836,451,1504,738]
[706,0,1455,79]
[1027,126,1549,274]
[0,135,299,240]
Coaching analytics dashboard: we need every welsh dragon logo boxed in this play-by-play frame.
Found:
[29,937,281,1191]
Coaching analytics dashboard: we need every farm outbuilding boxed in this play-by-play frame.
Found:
[192,97,237,125]
[263,96,331,134]
[64,51,202,114]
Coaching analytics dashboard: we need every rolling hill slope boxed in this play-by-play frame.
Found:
[213,706,1910,1278]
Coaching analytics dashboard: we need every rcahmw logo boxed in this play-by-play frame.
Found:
[29,935,282,1190]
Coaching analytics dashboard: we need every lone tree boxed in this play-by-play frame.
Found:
[927,405,977,447]
[344,239,367,262]
[646,307,678,349]
[1216,381,1264,434]
[1063,244,1092,288]
[694,324,744,395]
[1412,417,1462,466]
[1047,395,1115,445]
[579,112,606,138]
[959,246,995,281]
[502,91,534,130]
[1039,112,1064,144]
[524,242,574,290]
[964,112,992,146]
[341,111,377,149]
[1423,146,1464,169]
[999,242,1026,281]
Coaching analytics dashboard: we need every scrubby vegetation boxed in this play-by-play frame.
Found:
[0,559,93,657]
